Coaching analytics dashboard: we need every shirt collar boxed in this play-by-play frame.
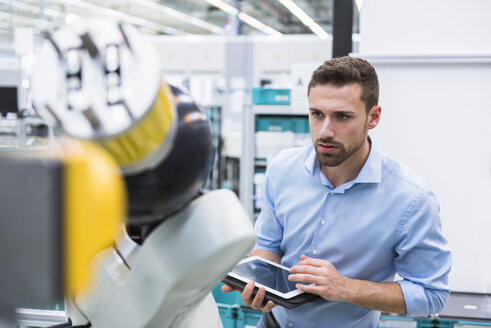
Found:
[304,144,318,176]
[304,138,382,190]
[353,143,382,184]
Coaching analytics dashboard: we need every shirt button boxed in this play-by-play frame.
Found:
[289,323,294,327]
[321,219,326,225]
[312,250,318,255]
[330,191,334,195]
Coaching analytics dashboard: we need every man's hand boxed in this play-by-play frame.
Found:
[288,254,350,302]
[221,250,281,313]
[221,282,276,313]
[288,254,407,314]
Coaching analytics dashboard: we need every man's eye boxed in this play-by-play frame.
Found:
[311,111,323,118]
[336,113,350,120]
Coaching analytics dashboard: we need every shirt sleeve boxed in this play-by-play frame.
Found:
[253,162,284,255]
[394,187,452,316]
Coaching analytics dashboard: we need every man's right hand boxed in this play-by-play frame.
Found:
[221,282,276,313]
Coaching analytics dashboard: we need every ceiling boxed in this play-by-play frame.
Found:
[0,0,359,44]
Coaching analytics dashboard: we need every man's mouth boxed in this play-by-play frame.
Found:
[318,143,339,153]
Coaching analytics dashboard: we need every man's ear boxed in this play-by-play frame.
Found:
[367,106,381,130]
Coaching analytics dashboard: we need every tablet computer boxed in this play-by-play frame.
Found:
[222,256,320,309]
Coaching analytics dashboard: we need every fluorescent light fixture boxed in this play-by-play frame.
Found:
[238,12,282,36]
[0,0,64,20]
[206,0,238,16]
[59,0,185,35]
[0,0,185,35]
[206,0,282,36]
[277,0,329,39]
[132,0,226,34]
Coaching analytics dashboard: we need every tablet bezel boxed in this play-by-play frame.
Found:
[226,256,305,299]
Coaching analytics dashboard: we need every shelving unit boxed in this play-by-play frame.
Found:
[202,105,223,191]
[240,93,310,221]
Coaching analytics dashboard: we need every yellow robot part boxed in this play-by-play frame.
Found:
[62,139,126,295]
[101,82,176,169]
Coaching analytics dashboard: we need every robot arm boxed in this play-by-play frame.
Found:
[30,18,255,328]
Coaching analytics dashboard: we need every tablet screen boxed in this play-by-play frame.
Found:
[230,258,303,295]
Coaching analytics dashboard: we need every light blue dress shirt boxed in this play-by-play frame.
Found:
[253,142,451,328]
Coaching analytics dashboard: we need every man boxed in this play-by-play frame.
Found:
[222,56,452,327]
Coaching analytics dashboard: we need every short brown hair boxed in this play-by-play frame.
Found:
[308,56,379,113]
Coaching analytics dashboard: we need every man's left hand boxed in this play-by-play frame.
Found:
[288,254,351,302]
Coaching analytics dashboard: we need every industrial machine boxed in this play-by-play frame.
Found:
[1,18,255,327]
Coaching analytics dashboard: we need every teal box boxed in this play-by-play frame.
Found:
[236,307,262,328]
[435,319,455,328]
[255,115,309,133]
[212,282,245,306]
[252,88,291,105]
[436,319,491,327]
[218,304,238,328]
[378,316,434,328]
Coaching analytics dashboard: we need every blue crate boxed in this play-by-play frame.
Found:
[218,304,238,328]
[236,307,262,328]
[379,316,435,328]
[212,282,245,306]
[255,115,309,133]
[252,88,290,105]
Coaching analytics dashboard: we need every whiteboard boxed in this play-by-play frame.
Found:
[362,56,491,293]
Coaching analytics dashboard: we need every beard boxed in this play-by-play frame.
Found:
[314,125,368,167]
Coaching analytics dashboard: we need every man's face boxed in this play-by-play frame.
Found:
[308,83,372,167]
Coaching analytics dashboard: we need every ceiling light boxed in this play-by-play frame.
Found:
[0,0,64,20]
[277,0,329,39]
[57,0,185,35]
[238,12,282,36]
[0,0,184,35]
[132,0,226,35]
[206,0,282,36]
[206,0,238,16]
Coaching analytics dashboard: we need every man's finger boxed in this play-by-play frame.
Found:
[298,254,328,267]
[298,258,326,267]
[288,273,319,284]
[251,287,267,310]
[290,264,322,275]
[295,282,319,294]
[242,281,255,306]
[263,300,276,313]
[221,284,237,293]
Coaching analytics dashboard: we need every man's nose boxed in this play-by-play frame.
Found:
[319,118,335,138]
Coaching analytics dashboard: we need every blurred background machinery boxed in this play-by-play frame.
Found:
[1,17,255,328]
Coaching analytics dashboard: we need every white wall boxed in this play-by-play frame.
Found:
[147,34,332,88]
[252,35,332,86]
[360,0,491,55]
[365,58,491,293]
[359,0,491,293]
[146,35,226,74]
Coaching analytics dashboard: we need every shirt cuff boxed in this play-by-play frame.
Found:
[397,280,429,316]
[253,244,282,255]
